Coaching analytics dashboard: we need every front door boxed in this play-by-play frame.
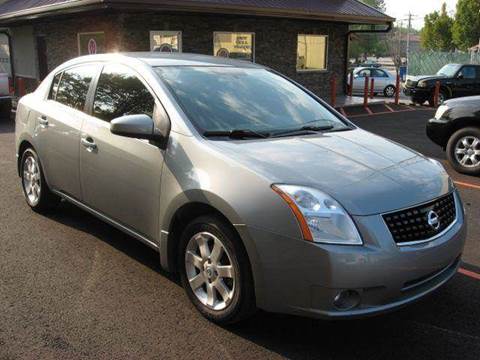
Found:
[453,65,478,98]
[34,64,99,199]
[79,63,164,241]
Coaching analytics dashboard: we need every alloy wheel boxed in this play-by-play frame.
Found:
[455,136,480,168]
[185,231,236,311]
[438,92,446,105]
[385,86,395,97]
[23,155,41,206]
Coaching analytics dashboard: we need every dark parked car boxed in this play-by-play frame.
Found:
[427,96,480,175]
[404,64,480,106]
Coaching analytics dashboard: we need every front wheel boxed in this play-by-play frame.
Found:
[384,85,396,98]
[428,90,447,106]
[178,215,256,324]
[446,127,480,175]
[20,148,60,212]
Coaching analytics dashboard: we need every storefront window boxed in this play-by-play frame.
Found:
[78,32,105,56]
[213,32,254,62]
[150,31,182,52]
[296,35,327,71]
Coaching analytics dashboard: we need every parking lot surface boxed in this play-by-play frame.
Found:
[1,109,480,359]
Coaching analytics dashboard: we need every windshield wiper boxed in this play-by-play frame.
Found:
[271,125,335,138]
[203,129,270,139]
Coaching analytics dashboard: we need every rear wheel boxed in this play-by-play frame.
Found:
[384,85,395,98]
[446,127,480,175]
[20,148,60,212]
[178,215,256,324]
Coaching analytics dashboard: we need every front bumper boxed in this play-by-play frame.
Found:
[404,87,431,101]
[426,118,452,147]
[238,190,466,319]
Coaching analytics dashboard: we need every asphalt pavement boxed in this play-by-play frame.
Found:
[1,110,480,360]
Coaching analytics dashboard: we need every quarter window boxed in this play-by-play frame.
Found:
[297,35,327,71]
[48,72,63,100]
[150,31,182,52]
[55,65,98,111]
[213,32,255,62]
[93,64,155,122]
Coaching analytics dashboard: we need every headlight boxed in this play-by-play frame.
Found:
[272,185,362,245]
[418,81,428,88]
[435,105,449,120]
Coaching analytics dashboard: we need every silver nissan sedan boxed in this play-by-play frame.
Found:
[15,53,466,324]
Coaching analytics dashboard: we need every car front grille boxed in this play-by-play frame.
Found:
[383,193,456,245]
[405,79,417,88]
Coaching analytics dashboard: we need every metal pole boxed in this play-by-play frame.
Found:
[406,13,412,76]
[363,76,369,108]
[434,81,440,107]
[395,72,400,105]
[330,74,337,107]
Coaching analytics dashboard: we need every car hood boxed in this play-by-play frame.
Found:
[445,95,480,107]
[209,129,452,216]
[408,74,446,83]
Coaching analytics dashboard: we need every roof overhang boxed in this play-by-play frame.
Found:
[0,0,395,26]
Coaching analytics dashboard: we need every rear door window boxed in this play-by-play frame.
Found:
[93,64,155,122]
[56,64,98,111]
[372,69,388,77]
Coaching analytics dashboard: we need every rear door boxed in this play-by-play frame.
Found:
[79,63,165,241]
[34,63,100,199]
[371,69,389,92]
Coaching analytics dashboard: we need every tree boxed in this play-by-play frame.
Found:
[361,0,386,13]
[452,0,480,51]
[421,3,454,51]
[349,0,388,60]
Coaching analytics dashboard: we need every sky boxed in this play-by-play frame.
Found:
[384,0,458,29]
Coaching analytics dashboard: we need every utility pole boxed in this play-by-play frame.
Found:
[406,12,412,76]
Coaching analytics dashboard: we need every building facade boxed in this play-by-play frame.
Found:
[0,0,393,98]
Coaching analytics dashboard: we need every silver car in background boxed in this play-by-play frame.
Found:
[350,67,397,97]
[15,53,466,324]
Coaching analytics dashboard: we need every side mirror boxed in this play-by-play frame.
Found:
[110,114,156,140]
[457,73,464,80]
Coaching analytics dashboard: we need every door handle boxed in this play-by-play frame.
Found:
[38,115,49,128]
[81,137,97,152]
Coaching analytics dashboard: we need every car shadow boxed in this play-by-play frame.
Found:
[43,201,480,359]
[42,200,179,285]
[0,118,14,134]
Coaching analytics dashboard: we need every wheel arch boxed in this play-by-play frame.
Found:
[161,190,258,275]
[445,118,480,146]
[17,139,35,176]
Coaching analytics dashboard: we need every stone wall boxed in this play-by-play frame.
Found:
[28,10,348,98]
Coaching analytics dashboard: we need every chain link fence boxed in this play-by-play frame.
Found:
[408,51,480,76]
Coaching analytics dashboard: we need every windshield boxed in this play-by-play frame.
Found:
[437,64,461,77]
[155,66,350,134]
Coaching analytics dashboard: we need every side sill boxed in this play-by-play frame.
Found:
[53,190,159,251]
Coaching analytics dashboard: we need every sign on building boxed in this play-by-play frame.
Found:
[78,32,105,56]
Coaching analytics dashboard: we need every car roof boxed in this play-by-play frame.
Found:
[68,52,265,69]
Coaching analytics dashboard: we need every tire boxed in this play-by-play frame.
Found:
[428,89,447,107]
[20,148,60,212]
[446,127,480,175]
[383,85,396,98]
[178,215,256,324]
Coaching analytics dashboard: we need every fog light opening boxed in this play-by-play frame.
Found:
[333,290,361,311]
